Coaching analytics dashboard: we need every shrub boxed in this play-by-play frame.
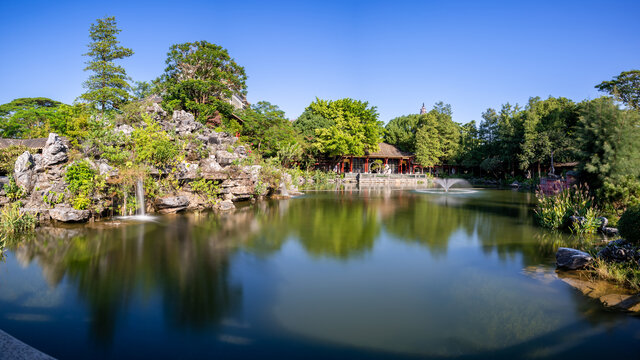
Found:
[4,176,24,201]
[0,203,36,235]
[65,160,98,210]
[132,115,179,166]
[190,178,220,206]
[618,205,640,244]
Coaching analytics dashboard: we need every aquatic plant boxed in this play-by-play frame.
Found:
[535,184,599,233]
[0,203,36,235]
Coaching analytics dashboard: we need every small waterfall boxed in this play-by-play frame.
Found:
[135,178,146,216]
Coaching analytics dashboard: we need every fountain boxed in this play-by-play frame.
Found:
[417,177,476,195]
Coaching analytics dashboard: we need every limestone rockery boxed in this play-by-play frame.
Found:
[0,105,269,223]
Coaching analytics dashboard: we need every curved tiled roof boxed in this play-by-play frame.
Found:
[364,142,413,158]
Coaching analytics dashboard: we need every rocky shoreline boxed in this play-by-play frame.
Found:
[0,105,300,224]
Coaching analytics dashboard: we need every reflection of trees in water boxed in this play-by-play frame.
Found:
[382,195,474,256]
[244,196,381,259]
[11,218,243,343]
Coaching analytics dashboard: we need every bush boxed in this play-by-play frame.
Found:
[65,160,98,210]
[4,176,24,201]
[618,205,640,244]
[190,178,220,206]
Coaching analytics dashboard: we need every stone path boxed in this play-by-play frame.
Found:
[0,330,55,360]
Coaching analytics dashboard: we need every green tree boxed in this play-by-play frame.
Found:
[304,98,383,157]
[415,116,443,167]
[239,101,297,158]
[595,70,640,111]
[158,41,247,124]
[293,109,334,142]
[576,97,640,211]
[78,16,134,111]
[519,97,579,177]
[384,114,421,152]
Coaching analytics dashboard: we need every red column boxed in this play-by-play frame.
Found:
[365,158,369,173]
[350,157,353,173]
[341,160,344,173]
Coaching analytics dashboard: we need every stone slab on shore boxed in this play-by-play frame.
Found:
[0,329,55,360]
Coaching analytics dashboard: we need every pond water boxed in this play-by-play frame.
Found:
[0,189,639,359]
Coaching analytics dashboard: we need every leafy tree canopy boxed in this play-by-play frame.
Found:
[78,16,134,111]
[303,98,383,157]
[384,114,421,152]
[576,97,640,210]
[414,103,460,167]
[158,41,247,124]
[238,101,297,158]
[595,70,640,111]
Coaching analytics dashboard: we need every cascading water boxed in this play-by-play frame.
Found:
[136,178,146,216]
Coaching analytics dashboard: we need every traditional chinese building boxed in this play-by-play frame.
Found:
[336,142,416,174]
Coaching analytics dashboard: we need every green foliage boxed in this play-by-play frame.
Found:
[384,114,420,152]
[414,103,460,167]
[65,160,97,210]
[591,258,640,291]
[293,110,334,141]
[78,16,134,111]
[0,203,36,235]
[158,41,246,123]
[305,98,383,157]
[0,97,91,144]
[190,178,220,206]
[576,97,640,212]
[534,185,598,232]
[618,205,640,244]
[276,142,303,168]
[239,101,297,158]
[4,176,24,201]
[43,191,64,207]
[132,81,155,100]
[595,69,640,111]
[131,116,179,166]
[0,146,29,174]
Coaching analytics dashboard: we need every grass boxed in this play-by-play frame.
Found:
[588,258,640,291]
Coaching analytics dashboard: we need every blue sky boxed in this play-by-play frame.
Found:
[1,0,638,124]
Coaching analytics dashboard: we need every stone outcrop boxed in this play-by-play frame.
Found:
[155,196,190,214]
[14,151,36,190]
[2,104,267,223]
[49,204,91,222]
[557,271,640,313]
[556,247,593,270]
[171,110,202,136]
[41,133,68,166]
[597,240,640,265]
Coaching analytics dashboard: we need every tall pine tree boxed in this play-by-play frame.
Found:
[79,16,133,111]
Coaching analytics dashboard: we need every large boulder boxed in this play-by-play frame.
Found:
[217,199,235,211]
[556,247,593,270]
[14,151,35,190]
[176,162,199,180]
[597,240,640,265]
[215,150,239,166]
[155,196,190,214]
[145,102,167,121]
[49,204,91,222]
[41,133,68,167]
[172,110,202,136]
[115,124,134,136]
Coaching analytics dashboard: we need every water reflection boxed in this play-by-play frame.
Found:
[1,189,636,359]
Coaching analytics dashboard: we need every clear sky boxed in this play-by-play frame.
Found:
[1,0,638,124]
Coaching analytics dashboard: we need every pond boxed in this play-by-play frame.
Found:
[0,189,639,359]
